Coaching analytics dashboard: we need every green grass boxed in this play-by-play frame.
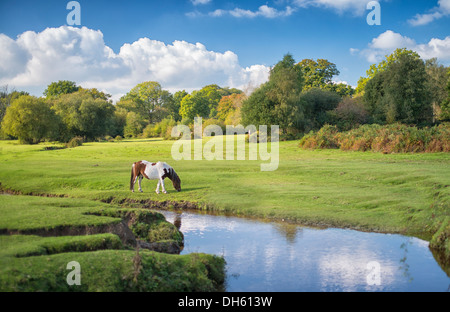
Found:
[0,194,225,291]
[0,237,225,292]
[0,195,121,231]
[0,137,448,291]
[1,138,447,238]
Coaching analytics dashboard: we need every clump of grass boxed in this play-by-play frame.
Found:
[66,136,83,148]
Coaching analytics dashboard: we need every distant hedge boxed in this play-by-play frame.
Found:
[299,123,450,153]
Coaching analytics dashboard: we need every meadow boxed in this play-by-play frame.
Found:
[0,136,449,290]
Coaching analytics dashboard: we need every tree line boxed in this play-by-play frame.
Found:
[0,48,448,144]
[243,49,449,140]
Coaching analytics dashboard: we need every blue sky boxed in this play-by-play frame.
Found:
[0,0,449,100]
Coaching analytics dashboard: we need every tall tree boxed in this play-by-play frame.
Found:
[355,48,421,95]
[297,58,353,96]
[118,81,172,124]
[364,52,432,125]
[0,85,29,124]
[179,85,242,121]
[167,90,188,122]
[242,54,304,134]
[425,58,449,122]
[44,80,80,98]
[440,69,450,121]
[179,91,210,121]
[298,59,339,90]
[51,89,115,140]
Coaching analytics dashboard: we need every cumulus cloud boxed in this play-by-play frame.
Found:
[354,30,450,63]
[408,0,450,26]
[0,26,270,100]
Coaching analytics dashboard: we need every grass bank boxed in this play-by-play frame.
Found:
[0,137,449,264]
[0,194,225,291]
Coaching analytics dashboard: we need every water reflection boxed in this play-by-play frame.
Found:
[157,210,449,292]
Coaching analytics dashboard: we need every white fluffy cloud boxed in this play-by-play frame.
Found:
[408,0,450,26]
[355,30,450,63]
[0,26,270,100]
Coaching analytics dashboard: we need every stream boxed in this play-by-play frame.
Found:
[157,209,449,292]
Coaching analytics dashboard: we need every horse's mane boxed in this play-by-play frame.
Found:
[171,167,181,183]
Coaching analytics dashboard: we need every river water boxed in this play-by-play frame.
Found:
[158,210,449,292]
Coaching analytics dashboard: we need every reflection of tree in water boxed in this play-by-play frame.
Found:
[399,238,414,283]
[273,222,303,244]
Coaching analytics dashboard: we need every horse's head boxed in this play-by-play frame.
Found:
[171,170,181,192]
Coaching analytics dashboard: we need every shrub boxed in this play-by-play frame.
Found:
[1,95,60,144]
[300,123,450,153]
[299,124,340,149]
[66,136,83,148]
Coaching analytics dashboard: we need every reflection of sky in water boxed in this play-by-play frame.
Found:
[159,211,450,292]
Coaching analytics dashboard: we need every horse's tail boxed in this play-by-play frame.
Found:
[130,163,135,191]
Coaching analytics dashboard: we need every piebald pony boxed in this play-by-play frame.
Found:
[130,161,181,194]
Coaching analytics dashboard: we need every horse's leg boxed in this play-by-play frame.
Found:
[138,176,143,193]
[131,176,138,192]
[155,180,160,194]
[160,178,168,194]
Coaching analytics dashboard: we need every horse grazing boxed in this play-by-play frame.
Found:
[130,161,181,194]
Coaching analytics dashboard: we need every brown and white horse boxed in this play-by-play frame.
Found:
[130,161,181,194]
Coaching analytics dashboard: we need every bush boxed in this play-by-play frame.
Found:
[300,123,450,153]
[142,118,177,140]
[66,136,83,148]
[1,95,60,144]
[299,124,340,149]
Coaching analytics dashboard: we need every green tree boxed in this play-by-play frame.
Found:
[179,91,210,121]
[51,90,115,140]
[364,52,432,125]
[118,81,172,124]
[425,59,449,121]
[179,85,242,121]
[440,69,450,121]
[326,97,369,131]
[242,54,304,135]
[124,111,146,138]
[80,87,112,102]
[0,86,29,124]
[44,80,80,98]
[298,59,339,90]
[1,95,59,144]
[297,59,353,97]
[355,48,421,95]
[299,88,341,130]
[167,90,188,122]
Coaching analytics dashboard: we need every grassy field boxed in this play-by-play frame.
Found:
[0,138,448,235]
[0,137,449,290]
